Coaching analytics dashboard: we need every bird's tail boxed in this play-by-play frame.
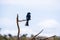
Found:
[25,21,29,26]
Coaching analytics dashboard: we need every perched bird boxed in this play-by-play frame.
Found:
[25,12,31,26]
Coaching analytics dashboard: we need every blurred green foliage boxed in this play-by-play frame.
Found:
[0,34,60,40]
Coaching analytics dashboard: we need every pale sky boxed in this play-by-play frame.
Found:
[0,0,60,37]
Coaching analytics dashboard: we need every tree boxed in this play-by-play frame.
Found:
[3,35,8,40]
[8,34,13,40]
[21,34,27,40]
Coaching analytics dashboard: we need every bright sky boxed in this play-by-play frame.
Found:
[0,0,60,37]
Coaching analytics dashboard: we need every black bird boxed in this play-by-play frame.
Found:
[25,12,31,26]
